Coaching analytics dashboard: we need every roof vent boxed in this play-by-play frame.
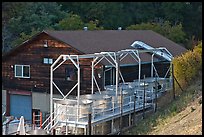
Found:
[83,27,88,31]
[118,27,122,30]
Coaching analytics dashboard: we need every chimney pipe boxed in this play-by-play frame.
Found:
[83,27,88,31]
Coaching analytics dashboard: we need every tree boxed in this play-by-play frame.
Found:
[2,2,201,52]
[161,2,202,42]
[58,2,131,29]
[57,2,201,41]
[2,2,26,53]
[161,2,186,25]
[12,28,40,46]
[56,13,104,30]
[2,25,12,53]
[8,2,66,33]
[4,2,66,51]
[84,20,104,30]
[182,2,202,40]
[126,21,186,45]
[57,13,84,30]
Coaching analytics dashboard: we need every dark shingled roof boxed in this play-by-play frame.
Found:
[3,30,187,65]
[44,30,187,64]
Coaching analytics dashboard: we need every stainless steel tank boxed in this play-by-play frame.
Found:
[26,129,49,135]
[54,99,93,121]
[80,94,112,117]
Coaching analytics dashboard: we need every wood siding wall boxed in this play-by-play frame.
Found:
[105,62,171,85]
[120,62,171,82]
[2,33,103,95]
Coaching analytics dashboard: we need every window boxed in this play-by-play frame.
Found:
[15,65,30,78]
[65,66,77,81]
[43,58,53,64]
[65,66,84,81]
[43,40,48,47]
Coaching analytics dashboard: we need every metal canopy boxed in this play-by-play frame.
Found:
[52,48,173,61]
[47,41,173,131]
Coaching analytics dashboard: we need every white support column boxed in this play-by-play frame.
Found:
[91,61,94,94]
[170,61,173,87]
[77,56,80,123]
[115,61,119,96]
[151,53,154,105]
[111,119,114,134]
[66,104,68,135]
[138,58,141,87]
[151,53,155,78]
[84,127,86,135]
[129,113,131,127]
[50,66,53,129]
[50,55,64,129]
[103,66,106,89]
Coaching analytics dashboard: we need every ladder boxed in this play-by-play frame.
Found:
[33,112,42,129]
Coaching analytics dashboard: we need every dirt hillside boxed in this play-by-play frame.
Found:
[148,95,202,135]
[148,79,202,135]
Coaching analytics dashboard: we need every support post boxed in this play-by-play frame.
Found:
[174,76,184,92]
[129,113,131,127]
[115,55,120,96]
[115,62,119,96]
[103,66,106,90]
[40,112,42,128]
[50,66,53,130]
[142,75,145,119]
[33,112,35,129]
[171,63,175,100]
[151,53,155,78]
[77,57,80,123]
[138,58,141,87]
[53,129,56,135]
[111,119,114,134]
[5,123,8,135]
[88,113,92,135]
[91,61,94,94]
[154,77,158,112]
[65,105,68,135]
[119,86,123,135]
[133,92,136,124]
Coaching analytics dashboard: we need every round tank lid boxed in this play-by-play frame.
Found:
[81,99,93,104]
[103,95,111,99]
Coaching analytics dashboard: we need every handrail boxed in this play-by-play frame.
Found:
[41,79,172,132]
[44,107,65,131]
[41,104,64,130]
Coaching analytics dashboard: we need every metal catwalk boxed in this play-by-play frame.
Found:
[41,41,173,135]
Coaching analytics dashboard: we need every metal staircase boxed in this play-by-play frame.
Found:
[40,105,65,133]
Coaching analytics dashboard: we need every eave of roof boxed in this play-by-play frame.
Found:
[2,30,187,63]
[2,30,85,59]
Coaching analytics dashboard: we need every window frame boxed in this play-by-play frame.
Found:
[14,65,30,78]
[43,58,53,64]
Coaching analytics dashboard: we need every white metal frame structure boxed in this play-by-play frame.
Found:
[42,42,173,135]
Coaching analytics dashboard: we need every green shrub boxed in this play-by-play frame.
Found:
[173,41,202,92]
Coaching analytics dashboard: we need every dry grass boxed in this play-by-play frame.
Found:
[124,77,202,135]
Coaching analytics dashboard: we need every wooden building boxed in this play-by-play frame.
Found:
[2,30,187,123]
